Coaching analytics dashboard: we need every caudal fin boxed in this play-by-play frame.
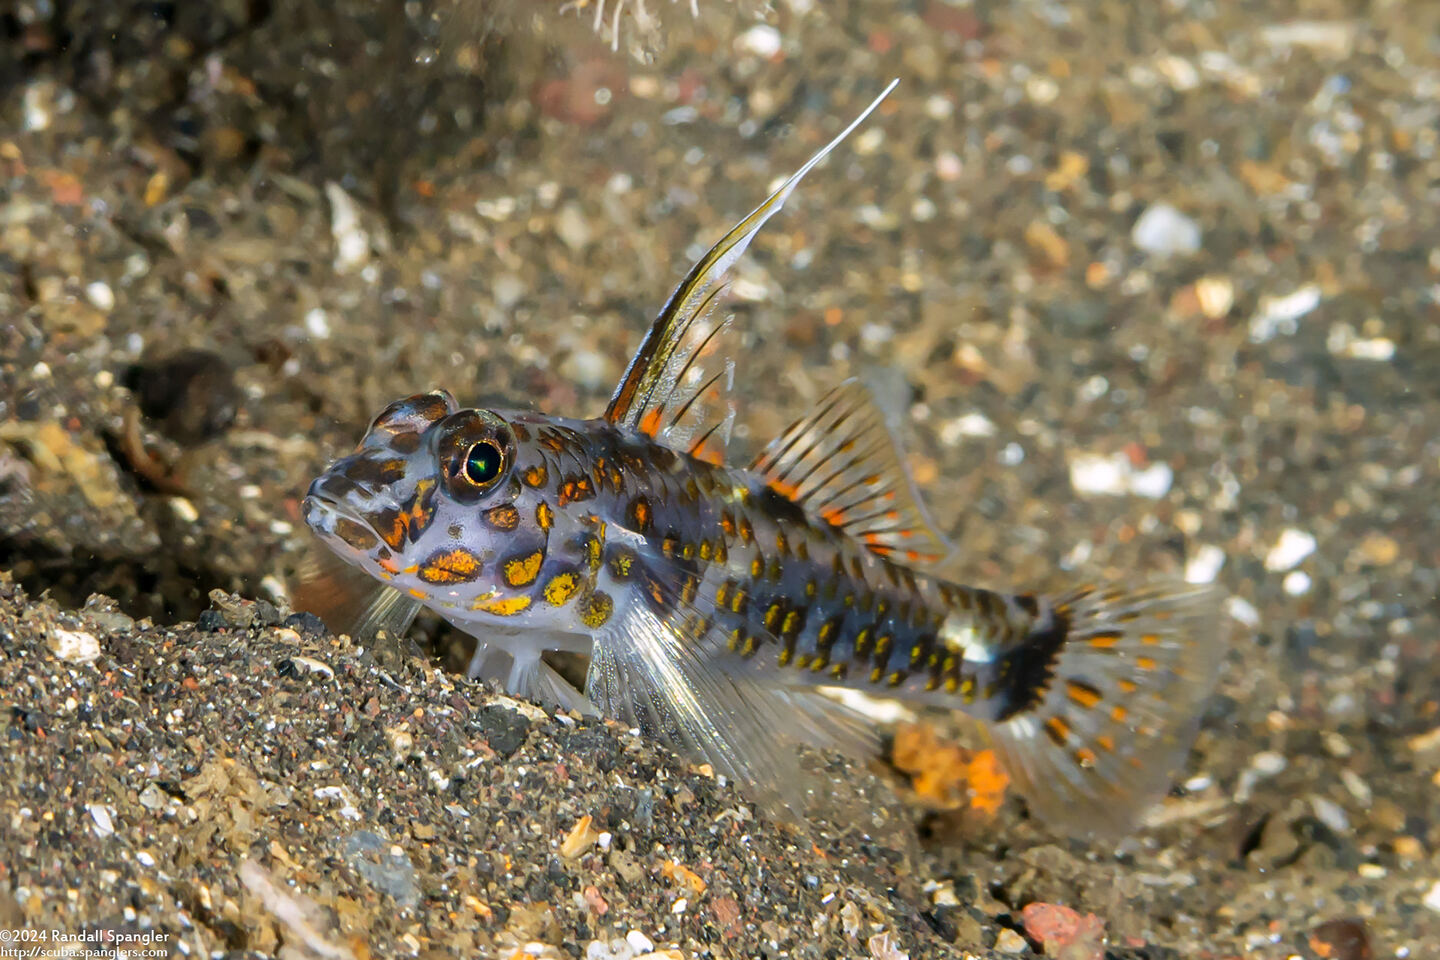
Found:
[986,582,1224,837]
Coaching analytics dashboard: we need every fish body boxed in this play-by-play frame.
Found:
[303,81,1223,835]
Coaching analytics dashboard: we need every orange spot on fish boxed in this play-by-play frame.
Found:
[639,407,664,438]
[418,548,483,584]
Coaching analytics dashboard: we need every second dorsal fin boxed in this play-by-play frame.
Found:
[749,379,954,567]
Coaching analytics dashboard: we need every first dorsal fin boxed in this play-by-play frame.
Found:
[750,379,954,567]
[603,80,901,466]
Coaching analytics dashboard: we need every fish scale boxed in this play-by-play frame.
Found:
[301,81,1225,837]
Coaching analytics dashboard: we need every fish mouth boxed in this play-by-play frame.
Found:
[302,492,385,555]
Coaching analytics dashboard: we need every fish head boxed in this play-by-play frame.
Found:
[303,391,584,631]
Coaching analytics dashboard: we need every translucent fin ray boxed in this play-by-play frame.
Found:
[586,602,812,814]
[604,79,901,462]
[986,582,1224,837]
[750,378,954,567]
[292,545,423,658]
[582,555,884,818]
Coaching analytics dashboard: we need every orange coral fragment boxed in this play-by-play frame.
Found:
[661,859,707,895]
[891,722,1010,815]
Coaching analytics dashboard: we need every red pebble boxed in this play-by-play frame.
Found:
[1020,902,1106,960]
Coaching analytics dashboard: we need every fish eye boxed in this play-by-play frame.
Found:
[463,440,505,486]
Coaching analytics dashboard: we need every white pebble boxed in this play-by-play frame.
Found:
[325,182,370,273]
[1283,570,1312,596]
[1068,452,1171,498]
[556,203,591,252]
[85,281,116,313]
[1310,795,1350,833]
[304,307,331,339]
[1070,453,1128,496]
[51,629,101,664]
[939,413,996,444]
[1129,462,1173,499]
[1422,880,1440,913]
[1184,544,1226,584]
[1251,751,1287,776]
[624,931,654,954]
[735,24,782,58]
[1265,528,1316,571]
[88,804,116,837]
[1131,202,1201,258]
[1248,284,1322,342]
[671,897,687,914]
[1225,595,1260,627]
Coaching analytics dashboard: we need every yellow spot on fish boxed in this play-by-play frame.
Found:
[1135,656,1158,671]
[535,500,554,531]
[1066,680,1103,709]
[581,591,613,628]
[1088,631,1123,648]
[522,464,548,487]
[543,572,580,606]
[503,551,544,587]
[483,504,520,531]
[408,587,429,599]
[608,549,635,580]
[1044,716,1072,745]
[763,604,782,632]
[472,595,531,616]
[417,548,483,584]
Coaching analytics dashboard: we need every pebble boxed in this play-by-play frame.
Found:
[325,181,369,273]
[1184,544,1226,584]
[556,203,591,252]
[939,413,997,444]
[305,307,332,339]
[1131,202,1201,257]
[87,803,115,838]
[735,24,782,58]
[1311,795,1350,834]
[1247,284,1322,342]
[994,928,1029,953]
[1265,528,1316,571]
[1067,451,1172,499]
[625,931,655,954]
[1225,596,1261,627]
[50,628,101,664]
[1283,571,1312,596]
[85,280,115,312]
[1423,880,1440,913]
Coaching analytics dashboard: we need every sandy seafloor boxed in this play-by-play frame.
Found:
[2,1,1439,957]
